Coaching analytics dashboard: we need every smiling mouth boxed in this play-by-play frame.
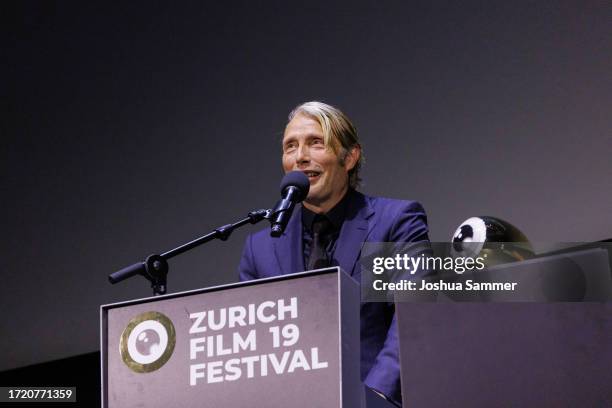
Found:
[302,171,321,181]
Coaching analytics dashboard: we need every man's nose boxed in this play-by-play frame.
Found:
[295,144,310,164]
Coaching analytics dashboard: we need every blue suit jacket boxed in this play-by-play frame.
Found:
[239,190,429,405]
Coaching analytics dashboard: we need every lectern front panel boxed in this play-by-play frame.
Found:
[102,269,355,408]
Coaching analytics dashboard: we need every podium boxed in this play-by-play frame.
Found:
[101,268,364,408]
[395,249,612,407]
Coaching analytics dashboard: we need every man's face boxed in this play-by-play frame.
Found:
[282,113,357,212]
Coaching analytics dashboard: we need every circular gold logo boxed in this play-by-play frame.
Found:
[120,311,176,373]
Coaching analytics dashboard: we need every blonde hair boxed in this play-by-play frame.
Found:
[288,101,363,188]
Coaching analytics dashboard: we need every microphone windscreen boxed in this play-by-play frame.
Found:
[280,171,310,200]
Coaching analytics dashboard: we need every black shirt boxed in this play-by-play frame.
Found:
[301,190,351,269]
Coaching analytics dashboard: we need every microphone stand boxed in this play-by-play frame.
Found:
[108,209,272,296]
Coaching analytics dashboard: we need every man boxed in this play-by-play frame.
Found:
[239,101,429,406]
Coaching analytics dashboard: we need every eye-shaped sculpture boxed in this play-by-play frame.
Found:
[451,216,534,266]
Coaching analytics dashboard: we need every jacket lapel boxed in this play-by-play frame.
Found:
[334,191,375,276]
[273,205,304,275]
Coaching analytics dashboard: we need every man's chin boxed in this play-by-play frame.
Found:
[304,194,324,208]
[304,195,320,205]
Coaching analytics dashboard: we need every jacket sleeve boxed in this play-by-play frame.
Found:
[238,234,258,282]
[365,200,430,406]
[364,313,402,405]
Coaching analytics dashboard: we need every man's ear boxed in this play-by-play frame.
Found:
[344,145,361,171]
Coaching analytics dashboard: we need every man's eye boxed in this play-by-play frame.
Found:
[312,139,324,146]
[284,143,296,152]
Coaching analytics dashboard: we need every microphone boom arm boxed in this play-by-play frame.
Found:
[108,209,272,295]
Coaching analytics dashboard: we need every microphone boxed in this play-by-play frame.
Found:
[270,171,310,237]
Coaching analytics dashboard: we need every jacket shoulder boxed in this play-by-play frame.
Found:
[361,193,429,242]
[363,193,426,214]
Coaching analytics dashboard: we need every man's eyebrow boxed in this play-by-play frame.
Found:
[282,136,296,145]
